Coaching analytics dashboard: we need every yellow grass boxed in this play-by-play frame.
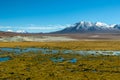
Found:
[0,41,120,79]
[0,41,120,50]
[0,53,120,80]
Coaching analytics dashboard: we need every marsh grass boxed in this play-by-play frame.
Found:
[0,41,120,50]
[0,51,120,80]
[0,41,120,79]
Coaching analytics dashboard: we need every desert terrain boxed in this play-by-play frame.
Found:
[1,32,120,42]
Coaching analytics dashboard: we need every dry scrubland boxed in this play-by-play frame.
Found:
[0,36,77,42]
[0,41,120,50]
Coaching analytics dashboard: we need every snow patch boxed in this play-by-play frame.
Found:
[95,22,109,27]
[6,30,13,32]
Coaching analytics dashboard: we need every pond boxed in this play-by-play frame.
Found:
[50,57,65,62]
[50,57,77,63]
[0,56,11,62]
[69,58,77,63]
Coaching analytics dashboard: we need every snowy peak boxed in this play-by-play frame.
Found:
[95,22,109,27]
[75,21,94,30]
[76,21,94,26]
[16,30,27,33]
[74,21,119,29]
[54,21,120,33]
[75,21,116,28]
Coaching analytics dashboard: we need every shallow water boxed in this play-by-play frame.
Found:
[0,47,120,56]
[69,58,77,63]
[50,57,65,62]
[50,57,77,63]
[0,56,11,62]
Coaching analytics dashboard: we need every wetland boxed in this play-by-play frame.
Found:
[0,41,120,80]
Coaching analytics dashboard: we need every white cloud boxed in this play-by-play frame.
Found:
[27,27,55,30]
[0,26,12,29]
[0,24,70,33]
[26,24,70,32]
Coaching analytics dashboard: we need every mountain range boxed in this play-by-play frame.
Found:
[53,21,120,33]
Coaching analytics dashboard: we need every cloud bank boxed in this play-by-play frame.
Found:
[0,24,70,33]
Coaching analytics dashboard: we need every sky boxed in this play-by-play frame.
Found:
[0,0,120,33]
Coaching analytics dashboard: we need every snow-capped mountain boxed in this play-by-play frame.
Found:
[53,21,120,33]
[16,30,27,33]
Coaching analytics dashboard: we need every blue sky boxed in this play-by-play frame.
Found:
[0,0,120,33]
